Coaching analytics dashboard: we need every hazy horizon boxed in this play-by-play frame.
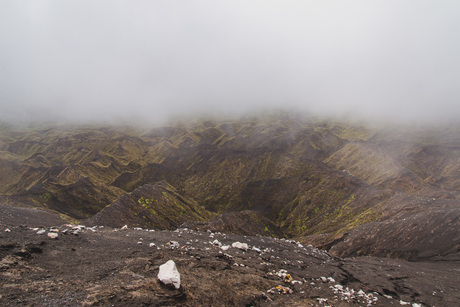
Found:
[1,1,459,126]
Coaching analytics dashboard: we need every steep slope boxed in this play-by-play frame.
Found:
[85,181,212,229]
[328,198,460,261]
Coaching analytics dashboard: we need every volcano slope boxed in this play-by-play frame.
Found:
[0,114,459,304]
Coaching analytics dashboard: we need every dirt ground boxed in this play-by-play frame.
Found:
[1,225,459,306]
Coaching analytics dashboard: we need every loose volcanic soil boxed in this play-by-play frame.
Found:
[1,225,459,306]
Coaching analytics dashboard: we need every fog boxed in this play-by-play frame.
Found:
[1,1,459,125]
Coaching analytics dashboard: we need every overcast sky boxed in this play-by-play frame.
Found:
[1,1,459,125]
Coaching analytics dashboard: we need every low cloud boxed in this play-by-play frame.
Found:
[1,0,459,125]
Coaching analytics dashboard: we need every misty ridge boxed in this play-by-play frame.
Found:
[0,0,459,127]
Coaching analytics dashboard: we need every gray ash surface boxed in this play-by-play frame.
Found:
[1,225,459,306]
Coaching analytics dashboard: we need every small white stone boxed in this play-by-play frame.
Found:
[334,284,343,290]
[121,225,128,230]
[4,228,11,232]
[232,242,249,251]
[47,232,58,239]
[212,239,222,247]
[36,229,46,235]
[383,294,393,299]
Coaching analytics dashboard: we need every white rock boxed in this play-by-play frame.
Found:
[232,242,249,251]
[4,228,11,232]
[36,229,46,235]
[412,303,421,307]
[334,284,344,290]
[121,225,128,230]
[400,300,410,305]
[212,239,222,247]
[327,277,336,283]
[47,232,58,239]
[221,245,230,251]
[252,246,261,253]
[383,294,393,299]
[149,243,156,247]
[158,260,181,289]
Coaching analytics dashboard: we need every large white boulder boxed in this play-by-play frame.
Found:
[158,260,181,289]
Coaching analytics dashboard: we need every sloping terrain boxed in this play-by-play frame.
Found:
[0,114,459,262]
[329,198,460,261]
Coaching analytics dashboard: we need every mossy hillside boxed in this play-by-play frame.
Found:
[27,177,125,220]
[324,142,403,186]
[0,127,147,217]
[276,166,380,237]
[143,140,178,164]
[0,115,458,240]
[85,181,213,229]
[0,154,28,194]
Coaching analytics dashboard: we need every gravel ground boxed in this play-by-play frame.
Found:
[1,225,459,306]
